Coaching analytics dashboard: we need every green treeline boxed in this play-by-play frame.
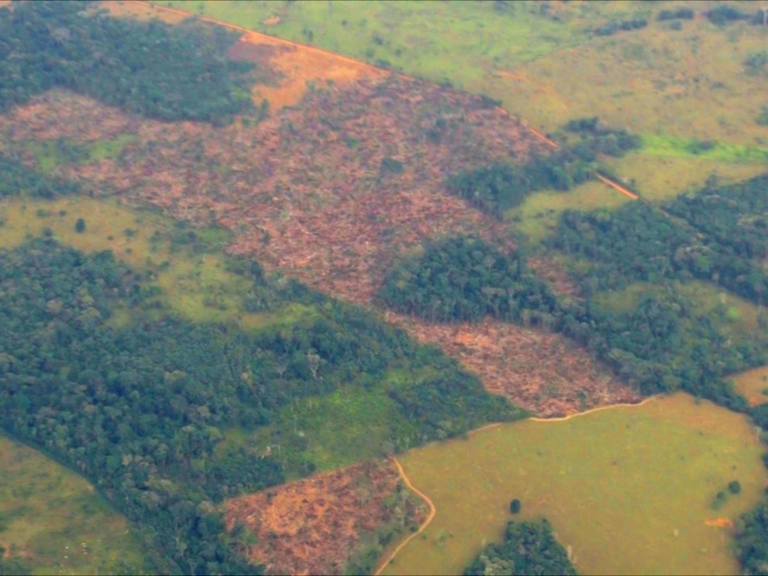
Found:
[0,237,520,574]
[737,496,768,575]
[381,174,768,408]
[378,232,758,406]
[553,174,768,305]
[464,520,576,576]
[0,1,254,123]
[446,118,640,217]
[0,153,80,198]
[380,236,558,324]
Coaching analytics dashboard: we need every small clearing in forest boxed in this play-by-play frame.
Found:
[384,312,640,417]
[224,460,426,576]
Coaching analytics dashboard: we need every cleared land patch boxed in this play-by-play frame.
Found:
[384,311,639,417]
[3,81,546,305]
[0,433,147,574]
[224,459,426,575]
[731,366,768,407]
[382,393,768,576]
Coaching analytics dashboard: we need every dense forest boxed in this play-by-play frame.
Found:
[446,118,640,217]
[552,175,768,304]
[0,1,254,123]
[379,236,558,324]
[463,520,576,576]
[0,236,520,574]
[0,152,80,198]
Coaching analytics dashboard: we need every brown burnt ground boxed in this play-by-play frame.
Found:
[0,90,139,143]
[20,75,545,304]
[384,311,640,418]
[224,460,425,576]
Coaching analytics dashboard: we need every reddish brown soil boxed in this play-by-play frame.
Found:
[0,90,139,143]
[224,460,426,576]
[0,31,631,419]
[385,311,640,417]
[21,75,545,303]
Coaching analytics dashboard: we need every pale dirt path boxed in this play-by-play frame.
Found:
[375,396,657,574]
[374,456,437,576]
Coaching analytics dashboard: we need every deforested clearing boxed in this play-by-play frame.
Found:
[384,311,640,417]
[6,76,546,304]
[224,459,426,576]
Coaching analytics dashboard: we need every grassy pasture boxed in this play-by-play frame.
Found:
[0,196,316,329]
[591,280,764,341]
[0,433,147,575]
[382,393,767,576]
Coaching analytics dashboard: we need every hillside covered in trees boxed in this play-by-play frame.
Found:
[0,1,255,123]
[0,234,520,573]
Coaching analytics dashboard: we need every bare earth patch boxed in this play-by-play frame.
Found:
[0,90,139,143]
[224,460,425,576]
[385,312,640,417]
[29,75,544,304]
[0,30,632,418]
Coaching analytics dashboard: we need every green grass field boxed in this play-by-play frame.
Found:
[0,434,148,575]
[382,393,767,576]
[25,135,137,173]
[0,196,319,330]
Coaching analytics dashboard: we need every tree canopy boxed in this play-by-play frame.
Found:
[0,1,255,123]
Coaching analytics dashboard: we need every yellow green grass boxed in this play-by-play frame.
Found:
[0,433,147,575]
[25,134,138,173]
[382,393,767,576]
[157,0,766,149]
[0,196,315,329]
[592,280,763,341]
[731,366,768,407]
[509,179,630,244]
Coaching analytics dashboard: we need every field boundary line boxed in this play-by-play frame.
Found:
[529,396,656,423]
[135,1,636,204]
[131,2,571,159]
[595,173,639,200]
[374,456,437,576]
[135,2,386,72]
[374,398,656,573]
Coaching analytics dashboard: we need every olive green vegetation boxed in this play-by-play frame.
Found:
[0,233,520,573]
[382,394,768,576]
[0,1,255,123]
[464,519,576,576]
[25,135,138,174]
[0,433,148,576]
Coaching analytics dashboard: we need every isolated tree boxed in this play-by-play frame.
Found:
[75,217,86,233]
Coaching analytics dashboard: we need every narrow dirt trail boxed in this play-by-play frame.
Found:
[374,456,437,576]
[375,397,656,574]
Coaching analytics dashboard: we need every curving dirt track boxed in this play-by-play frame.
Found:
[374,457,437,576]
